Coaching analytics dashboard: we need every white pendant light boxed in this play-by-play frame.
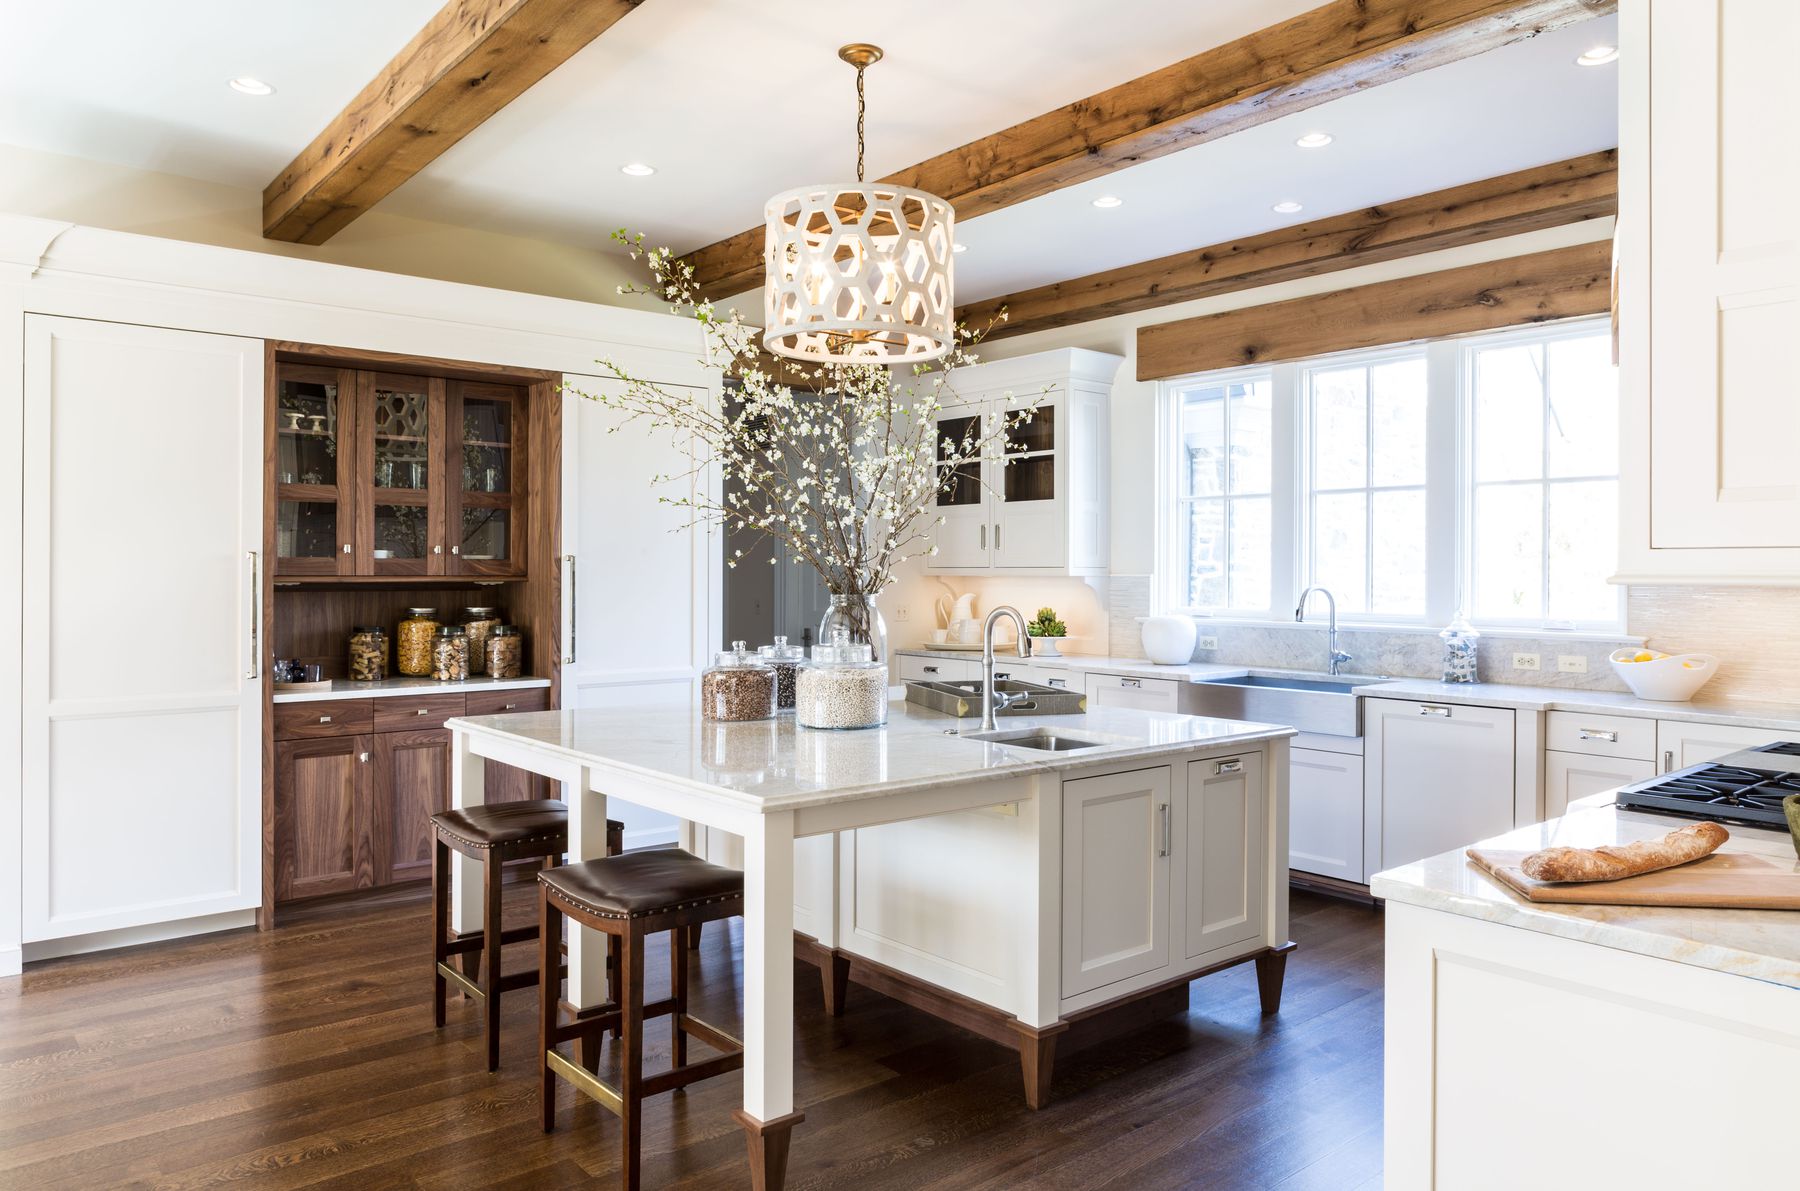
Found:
[763,44,955,364]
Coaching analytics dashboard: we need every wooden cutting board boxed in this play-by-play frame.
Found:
[1466,847,1800,910]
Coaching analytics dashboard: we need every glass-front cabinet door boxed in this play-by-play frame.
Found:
[274,364,356,576]
[358,372,445,575]
[932,403,991,570]
[448,381,527,577]
[995,393,1064,568]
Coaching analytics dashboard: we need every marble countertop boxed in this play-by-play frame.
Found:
[896,649,1800,731]
[1371,797,1800,989]
[448,700,1294,813]
[273,675,551,704]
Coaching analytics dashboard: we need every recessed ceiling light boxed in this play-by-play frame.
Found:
[228,76,274,96]
[1091,195,1123,209]
[1575,45,1619,66]
[1295,131,1334,149]
[1272,200,1304,214]
[619,162,656,177]
[952,243,968,253]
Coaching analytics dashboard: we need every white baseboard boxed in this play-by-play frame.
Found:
[623,826,678,851]
[21,909,256,964]
[0,946,20,978]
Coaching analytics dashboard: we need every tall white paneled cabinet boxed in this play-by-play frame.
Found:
[22,316,265,942]
[1618,0,1800,581]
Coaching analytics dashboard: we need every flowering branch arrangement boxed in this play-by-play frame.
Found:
[564,230,1046,599]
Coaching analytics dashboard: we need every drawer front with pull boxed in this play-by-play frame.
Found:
[372,693,467,733]
[898,655,980,683]
[274,698,375,741]
[1546,711,1656,761]
[1083,672,1181,712]
[465,688,551,717]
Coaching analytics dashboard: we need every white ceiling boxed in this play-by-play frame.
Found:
[0,1,1617,305]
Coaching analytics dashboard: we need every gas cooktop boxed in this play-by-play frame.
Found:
[1615,744,1800,830]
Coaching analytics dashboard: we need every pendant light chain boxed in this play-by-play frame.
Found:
[855,62,867,183]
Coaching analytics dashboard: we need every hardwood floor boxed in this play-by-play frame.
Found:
[0,886,1384,1190]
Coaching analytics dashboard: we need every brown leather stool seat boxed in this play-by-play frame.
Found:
[431,800,624,1072]
[538,851,747,1191]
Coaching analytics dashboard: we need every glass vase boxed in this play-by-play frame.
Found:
[818,593,888,663]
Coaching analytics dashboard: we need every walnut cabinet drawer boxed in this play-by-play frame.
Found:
[274,699,375,740]
[372,693,466,733]
[466,688,551,716]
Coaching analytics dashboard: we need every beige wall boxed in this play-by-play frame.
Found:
[0,141,655,308]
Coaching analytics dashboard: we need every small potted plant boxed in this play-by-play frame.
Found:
[1026,607,1068,657]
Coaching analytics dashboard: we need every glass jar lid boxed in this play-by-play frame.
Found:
[435,625,467,637]
[404,607,439,618]
[759,635,807,662]
[490,625,520,637]
[712,639,772,669]
[461,606,500,618]
[809,629,880,668]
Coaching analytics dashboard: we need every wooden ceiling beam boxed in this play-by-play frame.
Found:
[961,150,1617,341]
[1135,238,1613,380]
[680,0,1616,298]
[263,0,643,246]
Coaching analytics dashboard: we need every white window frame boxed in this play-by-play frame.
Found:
[1155,315,1622,634]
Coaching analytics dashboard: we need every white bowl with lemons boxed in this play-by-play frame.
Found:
[1608,648,1720,701]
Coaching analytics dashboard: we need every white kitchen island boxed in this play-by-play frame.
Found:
[447,700,1294,1189]
[1375,798,1799,1191]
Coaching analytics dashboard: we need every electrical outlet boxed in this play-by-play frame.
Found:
[1196,635,1220,651]
[895,606,909,622]
[1512,652,1540,671]
[1557,654,1588,674]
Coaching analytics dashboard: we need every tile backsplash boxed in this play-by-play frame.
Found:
[1106,576,1633,691]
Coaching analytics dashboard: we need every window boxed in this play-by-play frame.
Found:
[1159,318,1621,631]
[1170,372,1273,613]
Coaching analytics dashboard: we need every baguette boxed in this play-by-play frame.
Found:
[1519,821,1729,883]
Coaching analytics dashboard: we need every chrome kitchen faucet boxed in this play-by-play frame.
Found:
[1295,586,1353,676]
[980,605,1033,731]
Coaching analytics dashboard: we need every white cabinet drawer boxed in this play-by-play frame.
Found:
[1084,672,1182,712]
[1655,720,1785,772]
[898,655,980,683]
[1545,711,1656,761]
[1544,751,1657,819]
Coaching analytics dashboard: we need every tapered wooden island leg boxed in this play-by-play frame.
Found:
[734,1108,806,1191]
[1255,942,1299,1015]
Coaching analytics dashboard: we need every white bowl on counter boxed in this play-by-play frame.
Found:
[1608,649,1720,701]
[1140,615,1198,665]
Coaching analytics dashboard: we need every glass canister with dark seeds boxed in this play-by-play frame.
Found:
[757,636,807,711]
[459,606,503,675]
[431,625,470,681]
[700,640,776,721]
[485,625,523,679]
[397,608,439,676]
[348,626,388,682]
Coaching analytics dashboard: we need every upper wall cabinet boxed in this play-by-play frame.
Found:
[924,347,1119,576]
[1619,0,1800,582]
[273,361,528,579]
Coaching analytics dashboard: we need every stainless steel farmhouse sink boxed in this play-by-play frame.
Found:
[961,726,1117,752]
[1189,672,1390,737]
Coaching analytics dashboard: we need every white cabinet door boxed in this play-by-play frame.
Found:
[1084,672,1181,712]
[562,374,717,846]
[1061,766,1171,997]
[1365,698,1516,879]
[22,316,263,942]
[929,401,991,571]
[1545,751,1657,819]
[1288,747,1363,883]
[1646,0,1800,550]
[1655,720,1783,773]
[1183,754,1265,960]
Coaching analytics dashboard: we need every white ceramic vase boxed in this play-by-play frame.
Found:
[1140,616,1198,665]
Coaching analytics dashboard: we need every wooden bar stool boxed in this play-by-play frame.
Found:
[537,851,746,1191]
[430,800,623,1071]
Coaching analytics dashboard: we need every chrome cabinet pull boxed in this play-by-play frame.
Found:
[1663,749,1674,772]
[342,543,352,554]
[318,714,332,724]
[244,551,260,680]
[1419,704,1452,717]
[450,546,460,555]
[979,524,987,550]
[1048,677,1067,688]
[923,664,939,674]
[434,544,443,555]
[359,751,370,763]
[503,702,517,710]
[1216,758,1243,775]
[1120,678,1142,689]
[1577,728,1619,743]
[1157,803,1171,858]
[994,524,1002,551]
[563,554,577,664]
[994,670,1011,680]
[416,708,429,716]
